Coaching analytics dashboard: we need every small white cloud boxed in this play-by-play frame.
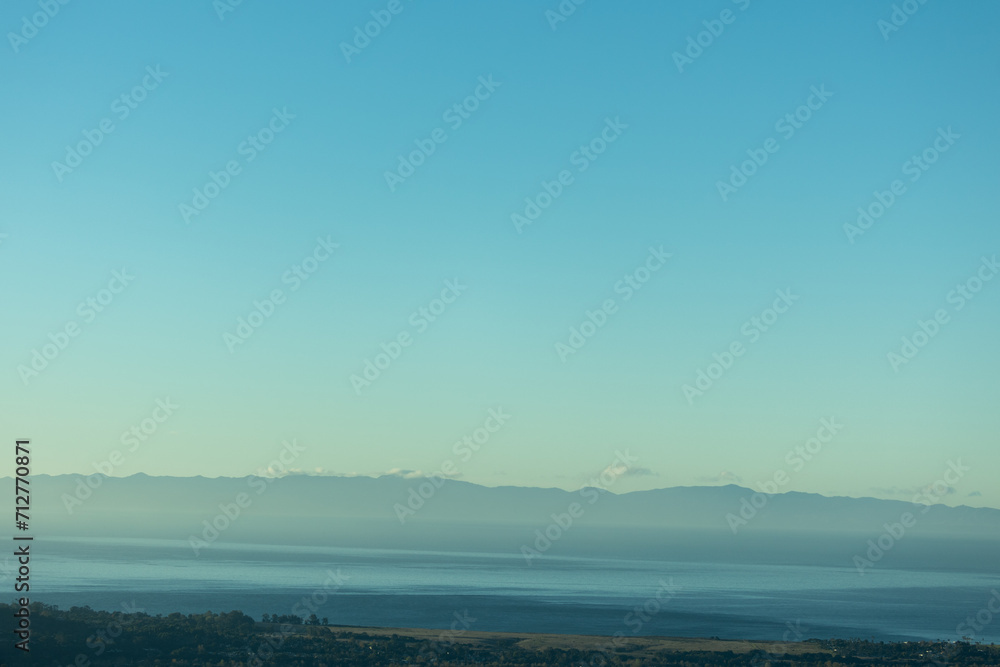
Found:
[585,464,656,489]
[618,466,656,478]
[917,482,956,498]
[383,468,426,480]
[267,468,361,478]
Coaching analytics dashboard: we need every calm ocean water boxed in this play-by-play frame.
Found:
[21,537,1000,642]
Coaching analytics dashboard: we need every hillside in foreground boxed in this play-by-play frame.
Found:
[7,602,998,666]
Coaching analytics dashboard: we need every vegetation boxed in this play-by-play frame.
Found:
[4,601,998,666]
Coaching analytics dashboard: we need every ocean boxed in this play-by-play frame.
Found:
[22,536,1000,643]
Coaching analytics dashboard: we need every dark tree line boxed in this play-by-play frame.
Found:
[3,601,997,666]
[259,613,328,625]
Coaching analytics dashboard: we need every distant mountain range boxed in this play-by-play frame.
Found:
[7,474,999,571]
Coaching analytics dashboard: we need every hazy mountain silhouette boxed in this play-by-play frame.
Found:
[9,474,998,572]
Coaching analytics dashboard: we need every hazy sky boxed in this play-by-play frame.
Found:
[2,1,998,508]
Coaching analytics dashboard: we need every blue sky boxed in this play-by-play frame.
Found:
[2,0,998,508]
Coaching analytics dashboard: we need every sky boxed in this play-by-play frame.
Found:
[2,0,998,509]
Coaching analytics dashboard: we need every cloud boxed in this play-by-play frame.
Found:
[381,467,461,480]
[577,463,656,492]
[269,468,361,478]
[250,467,467,481]
[595,463,656,480]
[968,491,982,497]
[617,466,656,478]
[699,470,743,484]
[383,468,426,480]
[917,482,956,498]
